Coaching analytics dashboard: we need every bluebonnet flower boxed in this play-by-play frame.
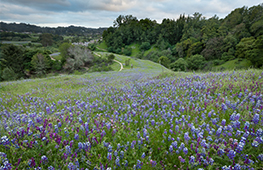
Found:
[115,156,120,167]
[78,142,83,150]
[28,157,36,167]
[171,141,177,149]
[120,151,124,159]
[256,128,263,137]
[189,155,195,164]
[68,162,77,170]
[221,119,226,126]
[41,155,48,164]
[209,158,214,165]
[65,145,71,155]
[216,127,222,136]
[184,132,190,142]
[150,160,157,167]
[1,136,10,146]
[48,166,55,170]
[258,154,263,161]
[136,159,142,169]
[178,156,185,163]
[74,134,79,140]
[227,150,236,160]
[222,165,231,170]
[179,143,185,151]
[183,147,188,155]
[233,163,241,170]
[141,152,145,158]
[244,121,250,130]
[108,145,112,152]
[169,145,173,153]
[236,141,245,152]
[253,114,259,124]
[107,152,112,161]
[251,140,259,147]
[114,150,118,157]
[218,148,224,156]
[175,125,179,132]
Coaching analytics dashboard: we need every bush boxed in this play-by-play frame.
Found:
[107,54,115,62]
[140,42,151,51]
[187,54,205,70]
[136,52,144,59]
[1,67,17,81]
[213,60,225,66]
[158,56,170,68]
[123,47,132,56]
[73,70,83,75]
[170,58,188,71]
[51,60,62,71]
[125,59,131,66]
[221,52,235,61]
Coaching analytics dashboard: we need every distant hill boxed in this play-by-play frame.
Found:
[0,22,107,36]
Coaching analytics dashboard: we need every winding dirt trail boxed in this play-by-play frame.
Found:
[94,52,123,72]
[113,59,123,71]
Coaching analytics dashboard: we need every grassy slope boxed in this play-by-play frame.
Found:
[213,59,252,71]
[97,52,171,73]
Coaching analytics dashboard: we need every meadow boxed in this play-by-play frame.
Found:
[0,66,263,169]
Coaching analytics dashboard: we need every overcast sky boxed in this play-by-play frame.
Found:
[0,0,262,28]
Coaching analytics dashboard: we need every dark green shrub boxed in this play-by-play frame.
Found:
[170,58,188,71]
[140,42,151,51]
[1,67,18,81]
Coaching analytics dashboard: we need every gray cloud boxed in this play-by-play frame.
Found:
[0,0,262,28]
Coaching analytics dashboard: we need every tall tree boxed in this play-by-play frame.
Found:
[1,44,25,78]
[39,33,53,47]
[31,53,51,75]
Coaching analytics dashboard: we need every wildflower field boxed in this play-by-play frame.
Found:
[0,68,263,170]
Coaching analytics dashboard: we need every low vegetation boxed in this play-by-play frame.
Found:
[0,69,263,169]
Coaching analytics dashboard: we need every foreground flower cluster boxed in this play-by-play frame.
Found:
[0,69,263,169]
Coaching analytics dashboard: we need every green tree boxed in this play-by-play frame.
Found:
[31,53,51,75]
[140,42,151,51]
[63,46,94,71]
[170,58,188,71]
[235,36,255,58]
[1,67,17,81]
[1,44,25,78]
[250,19,263,36]
[201,37,224,60]
[107,54,115,62]
[39,33,53,47]
[236,35,263,68]
[187,54,205,70]
[59,42,71,60]
[158,56,170,68]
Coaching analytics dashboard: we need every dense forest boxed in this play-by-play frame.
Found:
[102,4,263,70]
[0,22,107,36]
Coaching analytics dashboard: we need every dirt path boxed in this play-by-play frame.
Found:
[113,59,123,71]
[94,52,123,72]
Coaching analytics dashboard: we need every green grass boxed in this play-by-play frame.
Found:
[96,41,108,51]
[213,58,252,71]
[144,46,158,56]
[97,52,171,73]
[52,55,63,60]
[128,43,140,56]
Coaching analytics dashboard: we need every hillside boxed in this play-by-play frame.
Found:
[0,68,263,169]
[101,3,263,70]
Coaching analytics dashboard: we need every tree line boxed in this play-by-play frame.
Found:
[102,4,263,70]
[0,22,107,36]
